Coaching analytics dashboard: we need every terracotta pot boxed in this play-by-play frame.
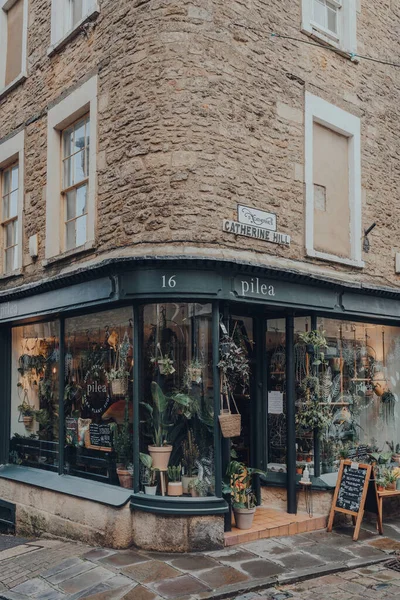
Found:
[296,467,303,475]
[306,456,312,463]
[386,482,396,491]
[190,489,199,497]
[148,445,172,471]
[117,468,133,489]
[145,485,157,495]
[377,485,385,492]
[23,416,33,428]
[182,475,196,494]
[168,482,183,496]
[234,507,256,530]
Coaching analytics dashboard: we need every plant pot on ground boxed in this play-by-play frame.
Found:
[167,465,183,496]
[140,452,159,495]
[223,460,267,531]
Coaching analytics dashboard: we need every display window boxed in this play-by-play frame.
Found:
[139,303,214,497]
[10,321,60,471]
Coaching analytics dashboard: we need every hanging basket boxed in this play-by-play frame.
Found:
[219,377,241,438]
[111,378,128,397]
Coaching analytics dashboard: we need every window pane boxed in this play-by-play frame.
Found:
[5,247,14,273]
[9,321,60,471]
[76,214,87,247]
[5,0,23,87]
[86,118,90,147]
[73,149,85,184]
[63,157,73,189]
[140,303,215,496]
[11,165,19,192]
[63,127,74,159]
[13,243,18,271]
[76,184,87,216]
[9,190,18,219]
[313,0,326,27]
[66,189,76,221]
[3,194,9,221]
[72,0,83,27]
[3,170,10,196]
[74,121,85,153]
[66,219,75,250]
[5,221,15,247]
[64,308,133,486]
[327,5,337,33]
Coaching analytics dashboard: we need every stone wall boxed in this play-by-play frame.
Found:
[0,0,399,291]
[261,486,334,516]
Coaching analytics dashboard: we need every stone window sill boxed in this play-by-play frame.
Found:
[307,248,364,269]
[0,268,23,281]
[43,240,96,267]
[301,28,359,63]
[0,464,131,507]
[130,493,229,516]
[0,73,27,101]
[47,8,100,57]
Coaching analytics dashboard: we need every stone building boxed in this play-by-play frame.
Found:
[0,0,399,550]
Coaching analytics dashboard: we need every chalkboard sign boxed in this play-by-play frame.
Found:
[327,460,382,541]
[336,463,367,512]
[348,445,369,463]
[85,423,112,451]
[65,417,78,446]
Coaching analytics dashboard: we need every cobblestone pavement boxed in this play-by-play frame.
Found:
[1,522,400,599]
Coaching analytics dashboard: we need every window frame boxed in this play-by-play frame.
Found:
[0,0,28,98]
[301,0,357,56]
[1,162,19,273]
[0,130,24,276]
[46,76,97,261]
[49,0,99,55]
[304,92,363,268]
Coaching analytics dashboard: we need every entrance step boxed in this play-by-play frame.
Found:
[224,507,327,546]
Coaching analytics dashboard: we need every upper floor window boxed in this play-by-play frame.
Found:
[302,0,357,55]
[1,163,19,272]
[305,93,362,268]
[46,76,97,260]
[50,0,99,49]
[0,0,28,95]
[62,116,90,251]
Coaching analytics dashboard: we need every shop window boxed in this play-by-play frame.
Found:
[0,0,28,95]
[140,303,214,497]
[301,0,357,55]
[266,317,312,474]
[64,307,133,487]
[62,115,90,251]
[9,321,60,471]
[317,319,400,476]
[50,0,99,49]
[46,76,97,259]
[305,93,362,268]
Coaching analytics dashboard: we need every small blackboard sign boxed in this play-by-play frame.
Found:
[348,445,369,463]
[336,463,367,512]
[89,423,112,449]
[65,417,78,446]
[327,460,382,541]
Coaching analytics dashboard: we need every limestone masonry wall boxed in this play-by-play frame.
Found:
[0,0,399,289]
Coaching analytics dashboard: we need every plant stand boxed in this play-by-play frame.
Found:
[297,480,313,517]
[158,469,167,496]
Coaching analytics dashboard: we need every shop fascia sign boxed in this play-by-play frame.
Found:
[223,204,290,246]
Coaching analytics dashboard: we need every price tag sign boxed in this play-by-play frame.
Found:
[351,462,359,471]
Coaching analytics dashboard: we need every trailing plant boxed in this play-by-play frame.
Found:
[218,333,250,394]
[18,399,35,418]
[299,330,328,366]
[167,465,182,482]
[296,399,332,435]
[381,390,396,424]
[183,359,205,389]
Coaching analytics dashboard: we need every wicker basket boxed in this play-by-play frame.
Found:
[219,410,241,438]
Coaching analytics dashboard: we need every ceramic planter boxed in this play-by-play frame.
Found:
[182,475,197,494]
[148,445,172,471]
[168,482,183,496]
[145,485,157,495]
[393,454,400,464]
[23,416,33,428]
[157,359,175,375]
[233,507,256,530]
[190,489,199,497]
[111,378,127,397]
[386,482,396,491]
[117,468,133,489]
[188,367,202,383]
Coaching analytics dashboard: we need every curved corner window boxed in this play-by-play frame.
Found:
[139,303,215,498]
[10,321,60,471]
[64,307,133,486]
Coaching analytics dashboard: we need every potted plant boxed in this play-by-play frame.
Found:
[151,343,175,375]
[184,359,204,388]
[384,468,397,491]
[295,399,332,434]
[140,453,158,494]
[394,468,400,490]
[142,382,173,470]
[113,398,133,488]
[106,332,131,397]
[18,399,35,429]
[187,454,213,497]
[182,430,200,493]
[387,441,400,464]
[167,465,183,496]
[298,330,328,363]
[376,478,385,492]
[188,478,209,497]
[223,460,266,530]
[296,466,303,475]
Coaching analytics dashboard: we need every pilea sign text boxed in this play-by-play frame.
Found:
[240,278,276,298]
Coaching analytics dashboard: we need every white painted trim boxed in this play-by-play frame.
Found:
[304,92,363,268]
[50,0,99,48]
[301,0,357,55]
[0,0,29,92]
[46,75,98,259]
[0,130,25,273]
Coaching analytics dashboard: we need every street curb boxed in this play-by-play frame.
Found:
[199,555,390,599]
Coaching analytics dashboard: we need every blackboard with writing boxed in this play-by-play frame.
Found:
[89,423,112,449]
[65,417,78,446]
[348,445,369,463]
[336,464,367,512]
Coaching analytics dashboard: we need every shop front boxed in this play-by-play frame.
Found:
[1,258,400,551]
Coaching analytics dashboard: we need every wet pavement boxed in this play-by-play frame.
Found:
[0,522,400,599]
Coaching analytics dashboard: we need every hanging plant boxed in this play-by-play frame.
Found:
[381,390,397,424]
[296,399,332,435]
[218,333,250,394]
